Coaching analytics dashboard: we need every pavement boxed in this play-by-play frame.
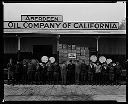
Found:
[4,84,126,102]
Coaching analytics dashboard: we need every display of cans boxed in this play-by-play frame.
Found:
[63,54,68,57]
[76,50,80,53]
[81,52,85,55]
[85,51,89,54]
[76,53,80,56]
[72,50,76,53]
[85,47,88,50]
[68,50,72,53]
[63,49,68,53]
[80,47,84,50]
[76,46,80,50]
[59,44,89,64]
[72,45,76,50]
[62,44,67,49]
[68,45,72,49]
[80,56,86,59]
[58,44,62,49]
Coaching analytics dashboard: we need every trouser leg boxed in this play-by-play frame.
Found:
[88,73,93,84]
[103,74,107,84]
[7,70,10,84]
[53,74,56,84]
[88,73,90,83]
[75,73,80,83]
[116,74,120,84]
[35,72,38,83]
[57,74,59,84]
[61,75,64,84]
[27,71,33,84]
[55,73,59,84]
[64,75,66,85]
[47,72,52,84]
[75,73,77,83]
[98,73,101,84]
[109,74,114,84]
[99,73,101,84]
[95,73,98,84]
[78,73,80,83]
[22,73,27,84]
[84,73,87,83]
[81,73,84,83]
[10,72,14,85]
[15,73,18,84]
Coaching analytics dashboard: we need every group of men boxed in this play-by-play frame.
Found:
[61,60,122,85]
[7,58,123,85]
[7,58,60,85]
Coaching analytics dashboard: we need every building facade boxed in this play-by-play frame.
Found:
[3,30,126,67]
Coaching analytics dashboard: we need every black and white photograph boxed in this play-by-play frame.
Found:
[3,1,126,102]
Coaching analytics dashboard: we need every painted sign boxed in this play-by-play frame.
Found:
[4,21,119,30]
[21,15,63,22]
[68,53,76,58]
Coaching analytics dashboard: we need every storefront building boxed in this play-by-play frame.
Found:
[4,3,126,66]
[3,29,126,67]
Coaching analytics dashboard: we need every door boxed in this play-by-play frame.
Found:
[33,45,53,61]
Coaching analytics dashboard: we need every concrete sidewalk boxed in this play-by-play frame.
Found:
[4,84,126,102]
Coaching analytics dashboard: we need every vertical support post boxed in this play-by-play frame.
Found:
[57,35,60,64]
[17,36,21,61]
[96,36,100,57]
[18,37,20,51]
[97,36,99,52]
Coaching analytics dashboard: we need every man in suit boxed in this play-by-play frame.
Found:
[101,63,108,85]
[35,62,42,84]
[67,60,75,84]
[7,58,15,85]
[60,61,67,85]
[27,60,36,84]
[53,62,60,84]
[75,60,81,84]
[46,61,53,84]
[108,63,115,85]
[94,62,102,85]
[114,62,122,85]
[88,62,95,84]
[15,61,22,84]
[22,59,28,84]
[80,60,88,84]
[40,62,47,84]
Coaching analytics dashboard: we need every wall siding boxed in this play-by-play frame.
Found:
[99,38,126,55]
[4,37,126,55]
[4,37,18,53]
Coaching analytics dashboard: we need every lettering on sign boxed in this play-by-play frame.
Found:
[68,53,76,58]
[4,22,119,30]
[21,15,63,22]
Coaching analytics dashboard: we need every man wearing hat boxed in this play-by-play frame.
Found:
[7,58,15,85]
[94,62,102,85]
[114,62,122,85]
[101,62,109,85]
[67,60,75,84]
[80,60,89,84]
[88,61,95,84]
[75,60,81,84]
[60,61,68,85]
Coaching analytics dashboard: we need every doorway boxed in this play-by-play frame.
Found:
[33,45,53,61]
